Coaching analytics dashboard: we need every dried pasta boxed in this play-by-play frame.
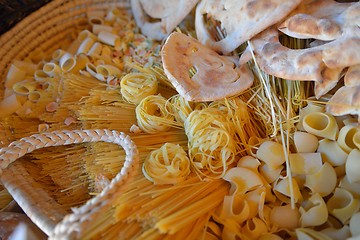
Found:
[256,141,285,170]
[142,143,190,184]
[302,112,339,140]
[120,72,158,104]
[294,131,319,153]
[327,188,360,224]
[337,125,359,153]
[345,149,360,183]
[136,95,179,134]
[299,193,328,227]
[305,162,337,197]
[317,139,348,166]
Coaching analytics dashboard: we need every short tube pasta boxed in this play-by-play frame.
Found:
[302,112,339,140]
[88,42,103,56]
[98,31,120,47]
[96,64,122,78]
[43,63,61,77]
[77,37,96,55]
[59,52,76,72]
[34,70,50,82]
[92,24,113,34]
[12,80,38,95]
[78,30,97,42]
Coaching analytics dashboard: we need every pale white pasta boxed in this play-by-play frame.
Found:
[353,131,360,150]
[305,162,336,197]
[43,62,61,77]
[345,149,360,183]
[269,204,300,229]
[88,42,103,56]
[0,94,23,117]
[237,155,261,172]
[302,112,339,140]
[320,225,351,240]
[327,187,360,224]
[317,139,348,166]
[77,37,96,55]
[258,233,283,240]
[349,212,360,237]
[142,143,190,185]
[5,64,27,89]
[339,176,360,198]
[289,153,322,175]
[337,125,359,153]
[120,72,158,104]
[343,117,359,127]
[259,163,283,184]
[297,104,325,131]
[85,62,98,78]
[223,167,263,196]
[273,177,302,203]
[59,52,76,72]
[296,228,333,240]
[12,80,38,95]
[92,24,113,34]
[294,131,319,153]
[299,193,328,227]
[105,8,121,22]
[256,141,285,170]
[97,31,120,47]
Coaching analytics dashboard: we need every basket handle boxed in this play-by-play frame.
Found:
[0,129,139,239]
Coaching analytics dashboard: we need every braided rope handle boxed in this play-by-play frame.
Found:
[0,129,139,239]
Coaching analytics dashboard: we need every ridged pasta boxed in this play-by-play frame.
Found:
[120,72,158,104]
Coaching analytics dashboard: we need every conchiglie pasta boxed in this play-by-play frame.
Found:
[305,162,337,197]
[327,187,360,224]
[302,112,339,140]
[299,193,328,227]
[317,139,348,166]
[337,125,359,153]
[345,149,360,183]
[120,72,158,104]
[294,131,319,153]
[256,141,285,170]
[142,143,190,185]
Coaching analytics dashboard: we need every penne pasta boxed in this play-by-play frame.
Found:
[52,49,67,61]
[28,91,41,103]
[34,70,50,82]
[59,52,76,72]
[96,64,122,78]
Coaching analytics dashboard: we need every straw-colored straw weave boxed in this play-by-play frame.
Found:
[0,129,139,237]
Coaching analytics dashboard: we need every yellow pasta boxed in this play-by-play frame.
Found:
[273,177,302,203]
[256,141,285,170]
[317,139,348,166]
[92,24,113,34]
[5,64,27,89]
[96,64,122,78]
[289,153,322,175]
[12,79,38,96]
[294,131,319,153]
[120,72,158,105]
[353,131,360,150]
[0,94,23,117]
[345,149,360,183]
[43,62,61,77]
[136,95,178,134]
[77,37,96,55]
[269,204,300,229]
[242,217,267,239]
[305,162,337,197]
[87,10,105,25]
[259,163,283,184]
[337,125,359,153]
[12,60,37,75]
[237,155,261,172]
[59,52,76,72]
[167,94,194,123]
[142,143,190,185]
[339,175,360,198]
[88,42,103,57]
[327,188,360,224]
[302,112,339,140]
[297,103,325,131]
[52,49,67,61]
[299,193,328,227]
[78,30,97,42]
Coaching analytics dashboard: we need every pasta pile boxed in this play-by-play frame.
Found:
[0,4,359,240]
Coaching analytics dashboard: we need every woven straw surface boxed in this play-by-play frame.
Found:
[0,0,139,238]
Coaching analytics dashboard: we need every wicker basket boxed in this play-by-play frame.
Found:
[0,1,141,239]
